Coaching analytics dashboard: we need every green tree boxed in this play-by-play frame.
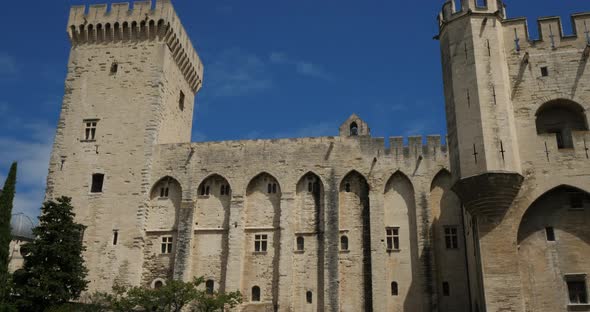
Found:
[12,197,88,311]
[105,278,242,312]
[0,162,17,310]
[191,287,242,312]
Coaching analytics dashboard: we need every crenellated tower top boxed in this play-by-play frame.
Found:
[67,0,203,93]
[438,0,506,29]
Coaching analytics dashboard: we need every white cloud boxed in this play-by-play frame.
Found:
[205,48,272,97]
[269,52,331,80]
[0,53,18,76]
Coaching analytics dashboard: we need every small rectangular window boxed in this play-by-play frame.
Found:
[569,192,585,210]
[545,227,556,241]
[386,227,400,250]
[445,227,459,249]
[255,234,268,252]
[83,119,99,141]
[161,236,173,254]
[566,276,588,304]
[112,230,119,245]
[442,281,451,296]
[91,173,104,193]
[541,66,549,77]
[179,91,185,111]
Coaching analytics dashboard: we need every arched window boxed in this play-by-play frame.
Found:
[345,183,351,193]
[350,122,359,136]
[153,280,164,289]
[251,286,261,302]
[205,280,214,295]
[306,291,313,304]
[536,100,588,149]
[340,235,349,251]
[296,236,305,251]
[391,281,398,296]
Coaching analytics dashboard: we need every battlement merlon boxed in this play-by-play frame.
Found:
[67,0,203,93]
[503,13,590,49]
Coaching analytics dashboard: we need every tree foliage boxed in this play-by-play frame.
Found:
[12,197,88,311]
[102,278,242,312]
[0,162,17,303]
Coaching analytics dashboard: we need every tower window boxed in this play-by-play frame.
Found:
[308,182,313,193]
[159,187,169,198]
[161,236,173,254]
[83,119,98,141]
[268,183,278,194]
[566,275,588,304]
[179,91,185,111]
[545,227,556,241]
[296,236,305,251]
[340,235,349,251]
[154,280,164,289]
[345,183,351,193]
[200,185,210,196]
[444,226,459,249]
[220,185,230,196]
[251,286,261,302]
[350,122,359,136]
[540,66,549,77]
[255,234,268,252]
[391,281,398,296]
[110,62,118,74]
[91,173,104,193]
[205,280,214,295]
[386,227,400,250]
[112,230,119,246]
[306,291,313,304]
[443,281,450,296]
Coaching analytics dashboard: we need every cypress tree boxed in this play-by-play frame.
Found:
[12,197,88,311]
[0,162,17,302]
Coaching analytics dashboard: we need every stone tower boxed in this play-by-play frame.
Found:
[45,0,203,291]
[439,1,590,311]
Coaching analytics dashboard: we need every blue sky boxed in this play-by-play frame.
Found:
[0,0,588,219]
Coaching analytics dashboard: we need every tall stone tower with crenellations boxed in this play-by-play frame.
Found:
[438,0,590,311]
[46,0,203,291]
[37,0,590,311]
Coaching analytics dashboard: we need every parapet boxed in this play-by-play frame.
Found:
[504,13,590,51]
[67,1,203,93]
[438,0,506,28]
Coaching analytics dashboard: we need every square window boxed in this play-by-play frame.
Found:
[386,227,400,250]
[91,173,104,193]
[566,275,588,304]
[569,192,585,210]
[83,119,99,141]
[161,236,173,254]
[445,226,459,249]
[541,66,549,77]
[255,234,268,252]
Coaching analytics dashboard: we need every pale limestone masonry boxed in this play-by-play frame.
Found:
[42,0,589,311]
[438,0,590,311]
